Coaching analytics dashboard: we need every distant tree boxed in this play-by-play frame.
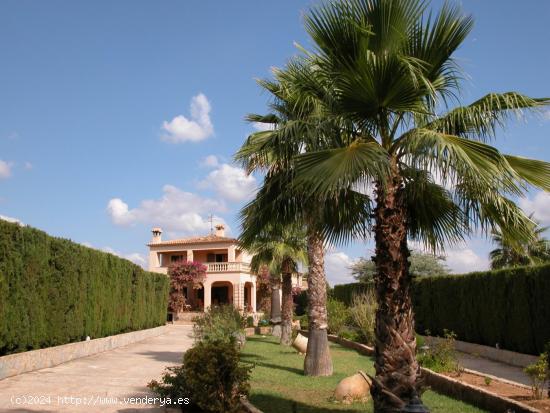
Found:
[352,251,449,285]
[490,216,550,269]
[242,224,307,346]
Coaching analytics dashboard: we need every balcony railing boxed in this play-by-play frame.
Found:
[152,261,251,274]
[206,262,251,273]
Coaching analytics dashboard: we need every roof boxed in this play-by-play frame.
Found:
[148,233,239,247]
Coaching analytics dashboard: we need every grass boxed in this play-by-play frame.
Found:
[241,335,488,413]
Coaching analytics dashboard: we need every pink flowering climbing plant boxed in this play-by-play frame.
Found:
[167,261,207,313]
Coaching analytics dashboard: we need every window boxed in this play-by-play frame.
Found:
[170,254,184,263]
[207,253,228,262]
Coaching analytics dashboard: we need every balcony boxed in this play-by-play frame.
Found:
[206,262,251,273]
[151,261,251,275]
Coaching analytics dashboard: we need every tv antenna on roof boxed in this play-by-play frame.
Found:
[208,214,214,234]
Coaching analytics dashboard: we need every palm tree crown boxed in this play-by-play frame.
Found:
[490,216,550,269]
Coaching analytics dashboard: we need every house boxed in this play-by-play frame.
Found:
[148,224,258,313]
[148,224,308,315]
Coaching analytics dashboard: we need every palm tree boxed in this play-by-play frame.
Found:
[490,215,550,269]
[247,0,550,410]
[241,224,307,345]
[236,66,371,375]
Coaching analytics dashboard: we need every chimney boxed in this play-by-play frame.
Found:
[215,224,225,237]
[151,227,162,243]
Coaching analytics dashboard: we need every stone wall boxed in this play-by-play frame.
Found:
[0,325,169,380]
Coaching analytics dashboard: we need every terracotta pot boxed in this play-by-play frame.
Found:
[292,333,308,354]
[334,371,371,403]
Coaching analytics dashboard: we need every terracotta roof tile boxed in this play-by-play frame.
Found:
[148,234,238,247]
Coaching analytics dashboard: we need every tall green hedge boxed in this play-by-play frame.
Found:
[414,264,550,355]
[332,282,370,305]
[0,220,169,356]
[333,264,550,355]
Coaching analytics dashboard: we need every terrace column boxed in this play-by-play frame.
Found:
[233,282,244,310]
[186,249,194,262]
[204,281,211,310]
[251,281,257,313]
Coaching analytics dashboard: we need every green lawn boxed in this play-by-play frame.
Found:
[241,335,487,413]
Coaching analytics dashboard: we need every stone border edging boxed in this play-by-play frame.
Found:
[422,369,539,413]
[0,325,169,380]
[300,330,538,413]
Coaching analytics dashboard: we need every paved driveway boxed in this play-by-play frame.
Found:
[0,325,194,412]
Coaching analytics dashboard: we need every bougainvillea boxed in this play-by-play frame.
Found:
[167,261,207,313]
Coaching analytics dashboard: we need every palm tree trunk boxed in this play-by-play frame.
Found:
[304,229,333,376]
[270,278,282,338]
[280,267,293,345]
[371,167,421,412]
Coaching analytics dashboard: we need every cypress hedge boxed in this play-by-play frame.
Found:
[332,264,550,355]
[0,219,169,356]
[414,264,550,355]
[332,282,371,305]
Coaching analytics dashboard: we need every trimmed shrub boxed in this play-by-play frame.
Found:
[192,305,245,345]
[413,264,550,355]
[149,340,251,413]
[0,220,169,356]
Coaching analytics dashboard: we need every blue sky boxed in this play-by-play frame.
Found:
[1,0,549,284]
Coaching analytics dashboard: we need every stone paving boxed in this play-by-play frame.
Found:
[457,351,531,386]
[0,325,194,413]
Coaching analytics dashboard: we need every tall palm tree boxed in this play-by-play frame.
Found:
[490,215,550,269]
[236,67,371,375]
[247,0,550,410]
[241,224,307,345]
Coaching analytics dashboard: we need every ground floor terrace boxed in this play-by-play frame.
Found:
[183,276,257,313]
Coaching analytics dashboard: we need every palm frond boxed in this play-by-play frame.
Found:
[294,142,390,193]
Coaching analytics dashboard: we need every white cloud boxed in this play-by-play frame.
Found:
[543,110,550,121]
[0,160,13,179]
[519,191,550,225]
[102,247,147,267]
[324,251,358,286]
[200,164,257,202]
[161,93,214,143]
[0,214,24,226]
[24,161,33,170]
[444,248,489,274]
[252,122,274,132]
[200,155,219,168]
[7,132,18,140]
[107,184,227,235]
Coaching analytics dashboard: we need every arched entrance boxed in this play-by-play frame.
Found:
[211,281,233,306]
